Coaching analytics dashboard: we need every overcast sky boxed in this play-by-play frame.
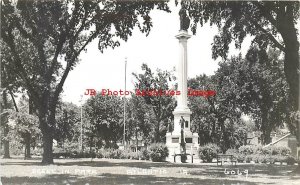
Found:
[62,4,251,105]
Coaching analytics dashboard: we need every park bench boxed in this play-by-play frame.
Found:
[173,153,195,163]
[217,154,237,166]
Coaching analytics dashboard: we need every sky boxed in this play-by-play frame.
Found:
[62,4,251,105]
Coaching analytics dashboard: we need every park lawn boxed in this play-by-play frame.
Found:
[1,157,300,185]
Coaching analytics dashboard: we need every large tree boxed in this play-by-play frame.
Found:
[84,94,124,149]
[182,0,300,146]
[54,102,80,149]
[9,96,40,159]
[126,95,154,148]
[188,74,247,151]
[1,0,169,164]
[132,64,176,142]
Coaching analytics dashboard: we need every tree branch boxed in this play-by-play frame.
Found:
[8,89,18,112]
[249,18,285,51]
[2,31,41,104]
[252,1,279,31]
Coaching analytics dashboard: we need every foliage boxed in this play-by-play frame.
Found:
[126,95,154,147]
[198,143,221,163]
[54,102,80,146]
[1,0,170,164]
[189,73,248,151]
[95,148,145,160]
[183,1,300,145]
[232,145,296,164]
[140,148,151,160]
[149,143,169,162]
[285,155,297,165]
[84,94,124,149]
[132,64,176,142]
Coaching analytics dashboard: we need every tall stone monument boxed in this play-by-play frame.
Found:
[166,9,199,162]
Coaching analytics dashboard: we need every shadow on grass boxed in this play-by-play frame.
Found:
[2,173,258,185]
[2,158,299,182]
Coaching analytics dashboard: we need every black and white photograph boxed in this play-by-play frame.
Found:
[0,0,300,184]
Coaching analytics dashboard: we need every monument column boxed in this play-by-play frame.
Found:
[175,31,191,110]
[173,30,192,134]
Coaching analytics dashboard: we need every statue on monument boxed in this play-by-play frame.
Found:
[180,116,187,162]
[167,118,173,133]
[179,8,190,31]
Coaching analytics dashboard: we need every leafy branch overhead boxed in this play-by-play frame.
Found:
[1,0,170,164]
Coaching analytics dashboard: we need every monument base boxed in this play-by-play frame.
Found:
[166,131,199,162]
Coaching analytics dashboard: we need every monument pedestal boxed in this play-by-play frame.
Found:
[166,132,199,162]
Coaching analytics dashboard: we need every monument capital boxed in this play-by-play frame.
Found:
[175,30,191,40]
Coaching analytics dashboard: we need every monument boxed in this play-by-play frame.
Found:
[166,9,199,162]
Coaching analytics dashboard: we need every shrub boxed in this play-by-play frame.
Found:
[273,155,285,163]
[198,143,221,163]
[149,143,169,162]
[285,155,296,165]
[261,146,291,156]
[238,145,254,155]
[261,147,272,155]
[236,153,245,162]
[238,145,262,155]
[110,149,123,159]
[140,148,150,160]
[251,154,260,163]
[245,155,252,163]
[225,149,238,155]
[276,146,291,156]
[130,151,141,160]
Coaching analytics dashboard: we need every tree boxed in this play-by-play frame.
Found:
[84,94,123,149]
[126,95,154,149]
[183,0,300,147]
[1,40,22,158]
[212,52,288,146]
[1,0,170,164]
[188,74,247,151]
[9,96,40,159]
[54,102,80,149]
[132,64,176,142]
[0,89,12,158]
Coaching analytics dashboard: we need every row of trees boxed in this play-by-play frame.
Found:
[1,0,299,165]
[1,50,289,159]
[190,47,289,152]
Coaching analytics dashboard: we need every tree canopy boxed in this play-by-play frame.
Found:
[182,0,300,147]
[1,0,170,164]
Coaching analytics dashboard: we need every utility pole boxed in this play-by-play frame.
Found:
[80,95,83,152]
[123,57,127,149]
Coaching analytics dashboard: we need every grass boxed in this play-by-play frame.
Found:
[1,156,300,185]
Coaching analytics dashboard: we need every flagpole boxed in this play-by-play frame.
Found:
[123,57,127,148]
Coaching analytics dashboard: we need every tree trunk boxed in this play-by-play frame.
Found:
[41,127,53,164]
[3,124,10,158]
[2,90,10,158]
[279,4,300,143]
[261,129,272,145]
[261,112,272,145]
[39,111,54,164]
[154,120,160,142]
[135,128,138,153]
[24,132,31,159]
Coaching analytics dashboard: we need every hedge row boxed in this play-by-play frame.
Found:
[226,145,297,165]
[198,144,297,165]
[53,143,169,162]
